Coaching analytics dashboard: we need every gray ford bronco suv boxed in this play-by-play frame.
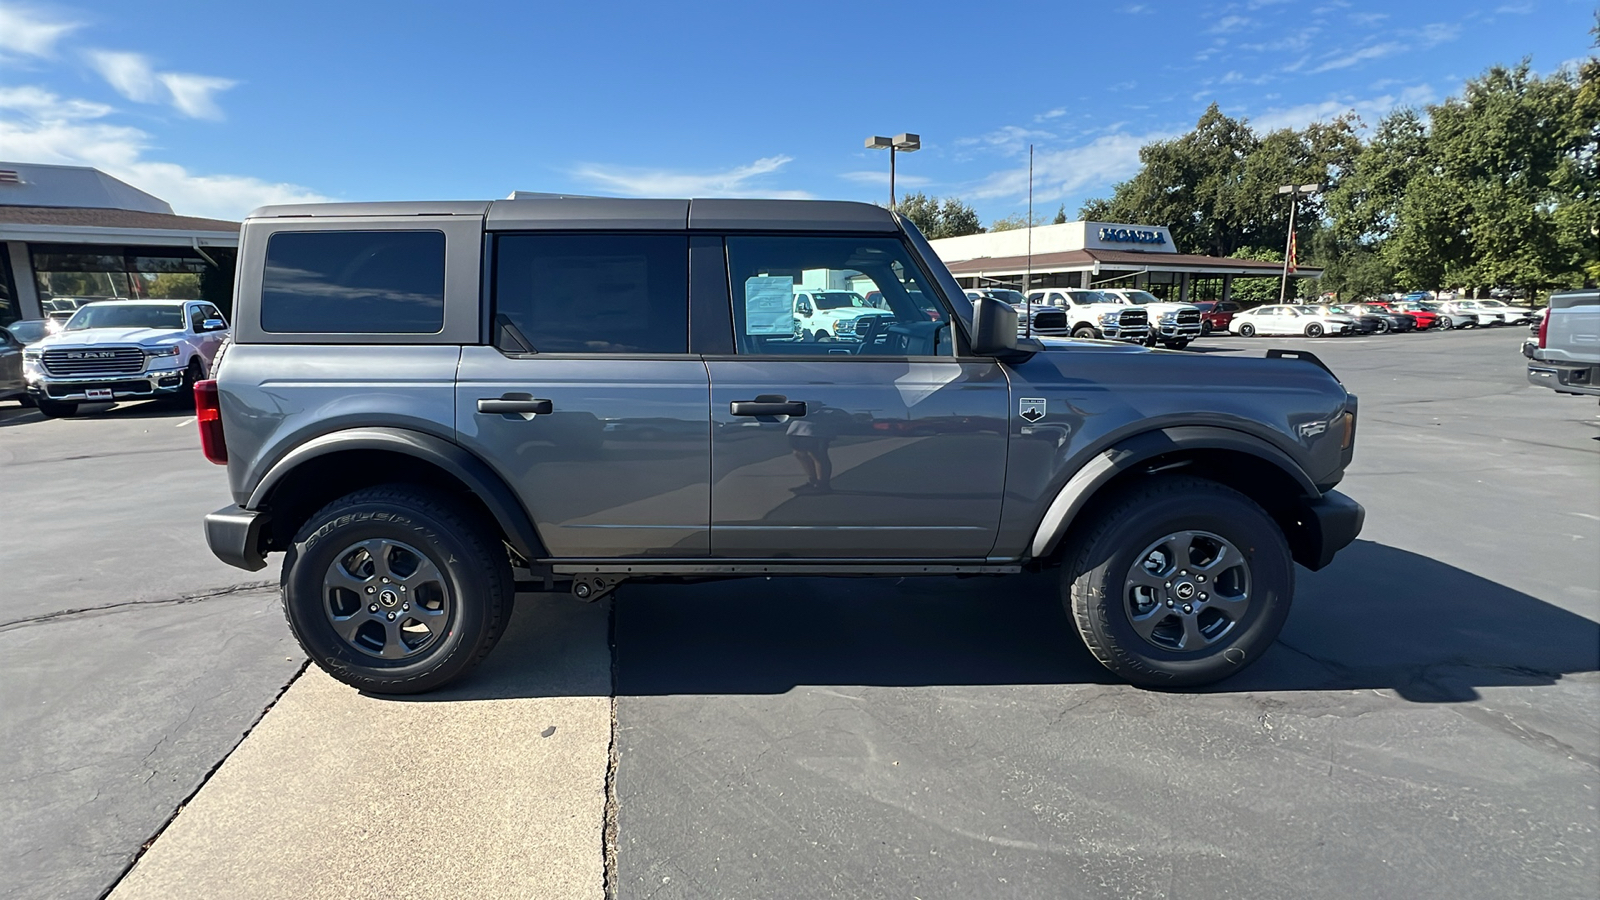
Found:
[198,197,1363,694]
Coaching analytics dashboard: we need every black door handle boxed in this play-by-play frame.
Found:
[478,395,553,415]
[730,399,806,417]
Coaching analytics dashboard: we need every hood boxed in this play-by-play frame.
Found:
[1142,302,1200,314]
[1033,335,1150,353]
[36,327,182,348]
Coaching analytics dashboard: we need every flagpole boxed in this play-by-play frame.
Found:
[1026,143,1034,337]
[1278,192,1297,304]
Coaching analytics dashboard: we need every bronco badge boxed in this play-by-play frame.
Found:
[1019,397,1046,423]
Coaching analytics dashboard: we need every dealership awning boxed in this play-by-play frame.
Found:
[0,205,239,247]
[940,247,1320,280]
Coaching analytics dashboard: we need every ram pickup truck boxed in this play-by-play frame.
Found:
[23,299,229,417]
[1525,289,1600,398]
[197,197,1362,695]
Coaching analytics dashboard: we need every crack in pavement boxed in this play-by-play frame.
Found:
[0,581,277,633]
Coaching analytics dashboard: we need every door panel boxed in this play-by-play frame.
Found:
[456,349,711,557]
[707,358,1009,558]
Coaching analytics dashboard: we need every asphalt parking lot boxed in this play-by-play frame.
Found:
[2,324,1595,899]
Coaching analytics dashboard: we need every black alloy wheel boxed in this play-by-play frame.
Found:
[1373,319,1390,334]
[1237,323,1256,337]
[1061,475,1293,688]
[280,484,511,694]
[1305,322,1325,338]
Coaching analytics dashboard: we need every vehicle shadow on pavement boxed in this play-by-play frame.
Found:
[398,540,1597,703]
[604,539,1596,702]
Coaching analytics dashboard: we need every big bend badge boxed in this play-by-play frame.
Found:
[1019,397,1046,423]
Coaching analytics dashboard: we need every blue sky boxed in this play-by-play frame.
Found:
[0,0,1591,222]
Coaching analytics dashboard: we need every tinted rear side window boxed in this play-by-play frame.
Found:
[261,231,445,334]
[494,233,688,354]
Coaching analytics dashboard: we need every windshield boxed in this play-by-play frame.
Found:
[1068,290,1124,304]
[810,292,866,310]
[989,289,1026,305]
[7,321,49,343]
[64,303,185,331]
[1124,290,1162,305]
[1305,305,1336,315]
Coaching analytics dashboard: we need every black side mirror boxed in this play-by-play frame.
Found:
[969,296,1018,355]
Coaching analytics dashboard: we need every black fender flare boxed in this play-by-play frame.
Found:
[248,426,546,561]
[1030,425,1320,559]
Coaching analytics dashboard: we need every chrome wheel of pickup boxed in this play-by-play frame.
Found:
[1124,530,1251,653]
[322,538,452,660]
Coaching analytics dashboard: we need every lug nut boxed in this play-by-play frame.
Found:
[381,577,390,584]
[368,604,378,613]
[1165,582,1172,589]
[1183,604,1193,614]
[386,612,396,621]
[402,603,410,611]
[1166,599,1175,608]
[1199,592,1208,600]
[365,586,376,594]
[1196,575,1206,583]
[399,585,406,592]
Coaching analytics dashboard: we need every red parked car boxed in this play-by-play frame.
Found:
[1375,301,1440,329]
[1193,300,1243,334]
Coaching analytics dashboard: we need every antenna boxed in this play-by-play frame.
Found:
[1026,143,1034,339]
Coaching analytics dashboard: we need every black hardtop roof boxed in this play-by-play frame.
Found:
[245,197,898,232]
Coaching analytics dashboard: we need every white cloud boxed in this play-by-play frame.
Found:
[159,72,236,120]
[87,50,162,103]
[570,155,811,198]
[1247,84,1437,132]
[955,125,1056,157]
[1034,107,1067,122]
[1311,23,1460,73]
[1311,42,1404,73]
[967,130,1171,203]
[87,49,237,119]
[1495,2,1533,13]
[0,3,80,58]
[0,84,329,219]
[1210,15,1253,33]
[838,170,931,188]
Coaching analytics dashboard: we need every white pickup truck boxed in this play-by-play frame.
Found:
[1525,289,1599,398]
[1098,289,1205,349]
[22,299,230,417]
[1025,288,1151,344]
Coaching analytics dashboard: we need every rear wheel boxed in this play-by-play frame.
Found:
[1237,323,1256,338]
[35,397,78,418]
[1373,319,1390,334]
[280,484,512,694]
[1305,322,1325,338]
[1061,475,1293,688]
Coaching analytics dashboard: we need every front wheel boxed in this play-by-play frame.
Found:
[1305,322,1325,338]
[1061,475,1293,688]
[1071,325,1100,340]
[1237,323,1256,338]
[280,485,512,694]
[164,359,206,408]
[1162,339,1191,350]
[1373,319,1390,334]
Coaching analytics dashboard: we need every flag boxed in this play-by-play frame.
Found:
[1287,229,1298,275]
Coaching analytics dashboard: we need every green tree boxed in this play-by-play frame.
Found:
[1052,204,1067,225]
[1079,104,1359,260]
[892,192,985,239]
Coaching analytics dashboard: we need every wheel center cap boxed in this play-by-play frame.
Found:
[1174,582,1197,601]
[378,589,400,609]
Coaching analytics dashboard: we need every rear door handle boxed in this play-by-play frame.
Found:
[730,399,806,417]
[478,395,553,416]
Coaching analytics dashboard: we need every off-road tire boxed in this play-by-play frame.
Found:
[35,397,78,418]
[1061,475,1294,688]
[281,484,512,694]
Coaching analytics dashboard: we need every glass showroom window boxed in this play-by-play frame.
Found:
[29,244,237,317]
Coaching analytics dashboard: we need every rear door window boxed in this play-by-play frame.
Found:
[493,234,688,354]
[261,231,445,334]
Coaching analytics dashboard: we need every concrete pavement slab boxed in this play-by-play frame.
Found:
[109,591,612,900]
[0,589,303,900]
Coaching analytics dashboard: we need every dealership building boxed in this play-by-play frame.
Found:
[0,162,240,327]
[927,221,1320,303]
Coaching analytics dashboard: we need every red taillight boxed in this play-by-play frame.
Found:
[1537,307,1551,349]
[195,379,227,464]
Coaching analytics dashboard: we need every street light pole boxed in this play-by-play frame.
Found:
[866,133,921,210]
[1277,183,1319,304]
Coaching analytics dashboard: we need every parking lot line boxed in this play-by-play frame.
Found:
[174,416,195,427]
